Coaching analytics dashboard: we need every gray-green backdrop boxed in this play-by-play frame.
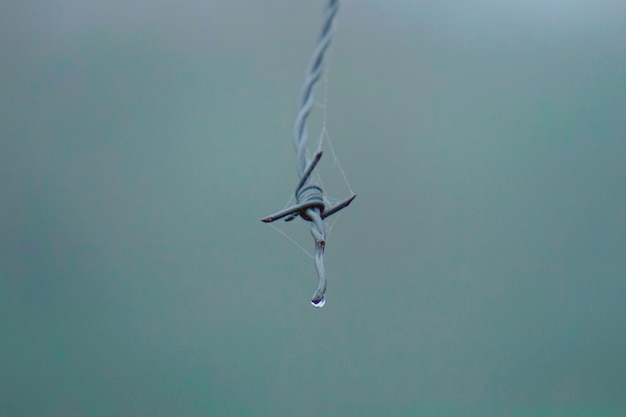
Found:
[2,1,625,416]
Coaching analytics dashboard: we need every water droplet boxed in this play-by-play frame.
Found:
[311,297,326,308]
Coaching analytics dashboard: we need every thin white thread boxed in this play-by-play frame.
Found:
[317,42,354,197]
[270,223,314,259]
[322,129,354,196]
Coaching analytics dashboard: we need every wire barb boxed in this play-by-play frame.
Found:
[261,0,354,308]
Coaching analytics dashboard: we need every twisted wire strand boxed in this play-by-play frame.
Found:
[294,0,339,177]
[262,0,355,308]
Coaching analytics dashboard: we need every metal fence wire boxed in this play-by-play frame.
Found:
[262,0,356,308]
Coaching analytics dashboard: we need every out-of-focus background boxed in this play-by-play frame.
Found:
[1,1,625,416]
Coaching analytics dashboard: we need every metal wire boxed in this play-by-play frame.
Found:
[262,0,355,308]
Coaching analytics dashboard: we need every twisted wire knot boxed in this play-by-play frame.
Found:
[296,185,324,221]
[261,151,354,225]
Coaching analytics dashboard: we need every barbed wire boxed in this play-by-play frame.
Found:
[262,0,355,308]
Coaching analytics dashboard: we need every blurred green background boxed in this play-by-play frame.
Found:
[1,1,625,416]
